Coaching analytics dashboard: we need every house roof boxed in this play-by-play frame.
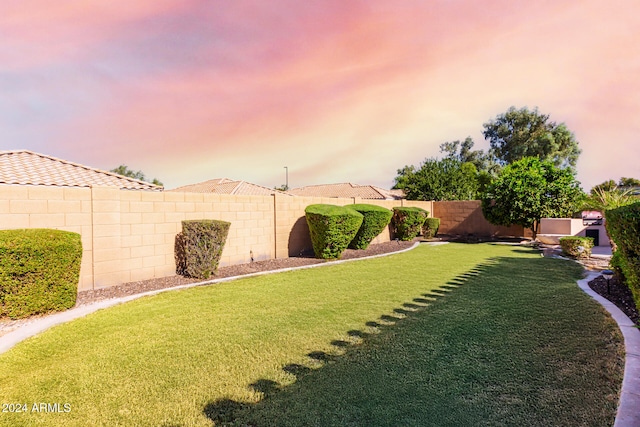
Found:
[288,183,404,200]
[0,150,163,190]
[169,178,293,196]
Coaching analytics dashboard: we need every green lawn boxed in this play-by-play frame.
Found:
[0,243,624,426]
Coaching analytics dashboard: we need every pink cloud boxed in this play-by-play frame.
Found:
[3,0,640,190]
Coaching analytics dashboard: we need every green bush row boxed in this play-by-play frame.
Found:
[559,236,594,259]
[305,204,434,259]
[305,204,364,259]
[422,217,440,239]
[175,219,230,279]
[391,207,429,241]
[605,202,640,309]
[349,204,394,250]
[0,229,82,319]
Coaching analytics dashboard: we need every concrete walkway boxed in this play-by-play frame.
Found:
[591,245,614,257]
[578,271,640,427]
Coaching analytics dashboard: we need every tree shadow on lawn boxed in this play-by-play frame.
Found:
[202,262,496,426]
[202,255,621,426]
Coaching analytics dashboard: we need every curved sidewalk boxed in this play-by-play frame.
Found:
[578,271,640,427]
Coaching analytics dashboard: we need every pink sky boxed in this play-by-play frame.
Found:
[1,1,639,191]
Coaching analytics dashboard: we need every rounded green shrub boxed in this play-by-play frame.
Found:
[175,219,231,279]
[0,229,82,319]
[305,204,363,259]
[348,204,393,250]
[422,217,440,239]
[391,207,428,241]
[559,236,594,259]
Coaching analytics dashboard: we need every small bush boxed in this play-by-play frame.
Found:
[348,204,393,250]
[422,218,440,239]
[175,219,231,279]
[305,204,363,259]
[559,236,594,259]
[391,207,428,241]
[0,229,82,319]
[605,202,640,309]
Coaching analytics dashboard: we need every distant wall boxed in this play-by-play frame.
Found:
[538,218,610,246]
[432,200,528,237]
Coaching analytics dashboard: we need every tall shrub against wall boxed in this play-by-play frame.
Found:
[0,229,82,319]
[175,219,231,279]
[391,207,428,241]
[348,204,393,250]
[605,202,640,309]
[305,204,363,259]
[422,217,440,239]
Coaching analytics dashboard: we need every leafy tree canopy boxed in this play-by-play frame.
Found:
[618,177,640,188]
[394,157,480,201]
[590,177,640,196]
[590,179,617,195]
[482,106,581,170]
[482,157,583,237]
[439,136,499,175]
[110,164,163,187]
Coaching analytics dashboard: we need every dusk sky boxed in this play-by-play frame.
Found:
[1,1,639,191]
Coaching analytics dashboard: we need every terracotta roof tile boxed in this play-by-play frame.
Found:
[169,178,293,196]
[288,183,403,200]
[0,150,163,190]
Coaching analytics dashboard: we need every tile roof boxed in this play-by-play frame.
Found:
[288,183,404,200]
[0,150,163,190]
[169,178,293,196]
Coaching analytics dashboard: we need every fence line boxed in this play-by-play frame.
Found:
[0,185,523,291]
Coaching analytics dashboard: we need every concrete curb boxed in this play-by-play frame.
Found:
[577,271,640,427]
[0,241,424,355]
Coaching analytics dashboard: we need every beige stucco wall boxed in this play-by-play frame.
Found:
[538,217,610,246]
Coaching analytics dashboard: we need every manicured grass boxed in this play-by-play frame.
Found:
[0,244,624,426]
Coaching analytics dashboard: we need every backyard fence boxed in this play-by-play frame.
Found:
[0,185,524,291]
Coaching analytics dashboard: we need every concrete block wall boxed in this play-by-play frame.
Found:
[432,200,527,237]
[0,185,94,287]
[3,184,533,292]
[0,185,276,291]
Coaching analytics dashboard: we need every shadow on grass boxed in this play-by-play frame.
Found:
[203,255,620,426]
[202,262,494,426]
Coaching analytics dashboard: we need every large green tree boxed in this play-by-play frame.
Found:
[482,157,583,237]
[394,158,479,201]
[439,137,494,172]
[483,106,581,170]
[110,164,163,187]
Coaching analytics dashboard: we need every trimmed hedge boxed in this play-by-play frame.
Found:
[175,219,231,279]
[391,207,429,241]
[0,229,82,319]
[348,204,393,250]
[305,204,363,259]
[559,236,594,259]
[422,217,440,239]
[605,202,640,309]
